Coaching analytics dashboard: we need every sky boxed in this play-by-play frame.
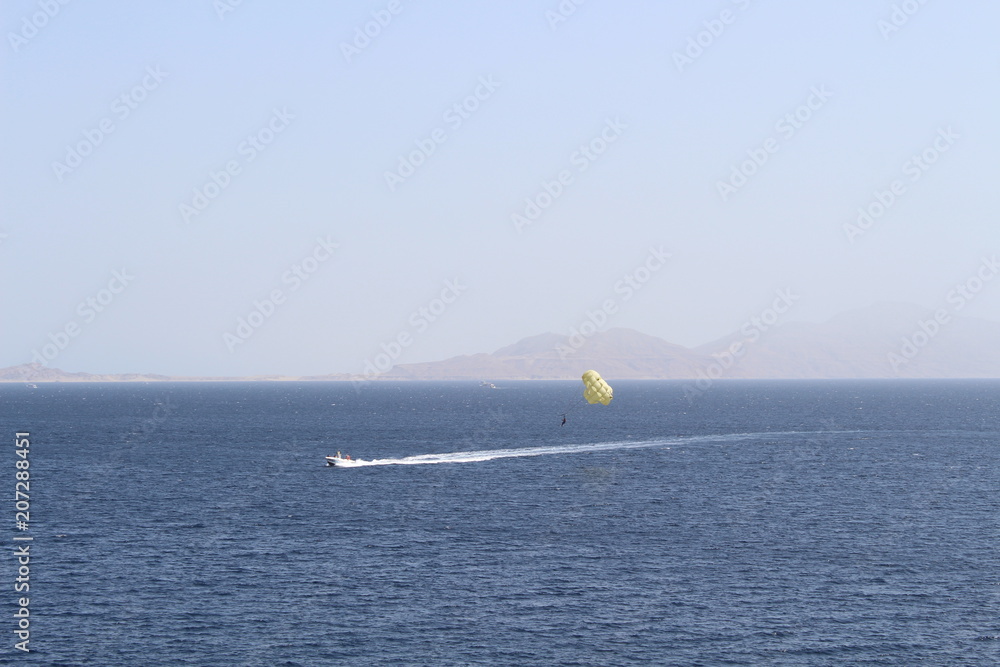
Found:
[2,1,999,376]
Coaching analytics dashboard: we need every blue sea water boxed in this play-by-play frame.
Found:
[2,379,999,666]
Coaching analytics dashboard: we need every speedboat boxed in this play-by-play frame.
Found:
[325,454,365,467]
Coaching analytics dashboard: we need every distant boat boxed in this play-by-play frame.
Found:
[325,453,365,467]
[479,381,496,388]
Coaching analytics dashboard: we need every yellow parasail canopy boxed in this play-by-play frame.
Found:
[581,370,613,406]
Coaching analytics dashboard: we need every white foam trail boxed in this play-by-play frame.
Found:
[357,440,665,466]
[344,431,809,467]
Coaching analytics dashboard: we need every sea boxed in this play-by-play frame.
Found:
[2,379,999,666]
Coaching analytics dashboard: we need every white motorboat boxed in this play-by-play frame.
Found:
[325,454,365,467]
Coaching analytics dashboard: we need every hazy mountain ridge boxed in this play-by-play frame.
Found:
[695,302,1000,379]
[5,304,1000,381]
[0,363,355,383]
[387,328,713,380]
[0,363,172,383]
[389,303,1000,380]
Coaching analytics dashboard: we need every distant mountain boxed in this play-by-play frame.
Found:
[5,303,1000,382]
[386,329,712,380]
[389,304,1000,380]
[696,302,1000,379]
[0,363,172,383]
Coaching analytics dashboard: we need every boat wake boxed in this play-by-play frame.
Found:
[338,430,823,467]
[352,440,668,466]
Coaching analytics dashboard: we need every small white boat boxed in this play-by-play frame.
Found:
[326,454,365,467]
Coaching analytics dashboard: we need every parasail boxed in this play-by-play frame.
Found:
[581,370,613,406]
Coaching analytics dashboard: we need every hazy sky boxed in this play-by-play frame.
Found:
[3,1,998,376]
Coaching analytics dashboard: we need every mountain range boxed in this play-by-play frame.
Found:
[386,302,1000,380]
[3,303,1000,382]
